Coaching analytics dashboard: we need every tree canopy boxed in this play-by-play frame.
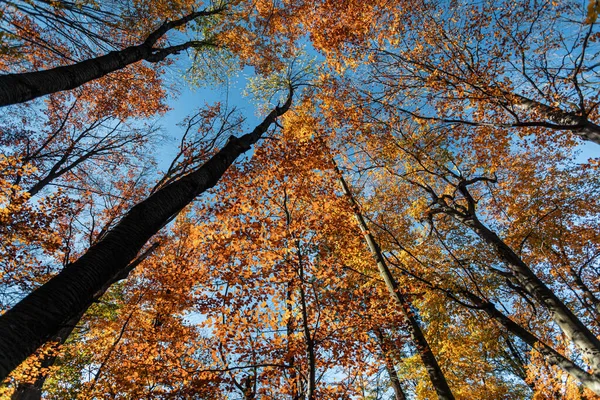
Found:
[0,0,599,399]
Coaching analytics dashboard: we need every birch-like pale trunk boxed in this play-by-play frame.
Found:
[464,293,600,395]
[435,183,600,373]
[461,213,600,372]
[335,167,455,400]
[512,94,600,145]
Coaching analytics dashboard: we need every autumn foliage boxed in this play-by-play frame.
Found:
[0,0,600,399]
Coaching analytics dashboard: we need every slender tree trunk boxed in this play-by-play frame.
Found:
[335,166,455,400]
[0,9,221,107]
[458,211,600,372]
[464,293,600,395]
[501,334,530,384]
[294,237,316,399]
[0,91,293,381]
[374,328,407,400]
[568,266,600,319]
[286,283,302,400]
[297,264,316,400]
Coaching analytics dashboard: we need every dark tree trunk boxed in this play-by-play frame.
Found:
[0,91,292,381]
[10,243,159,400]
[10,312,82,400]
[0,9,221,107]
[374,328,407,400]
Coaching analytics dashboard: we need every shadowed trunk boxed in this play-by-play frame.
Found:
[9,312,80,400]
[0,8,222,107]
[0,90,293,381]
[283,191,316,400]
[10,243,159,400]
[335,165,455,400]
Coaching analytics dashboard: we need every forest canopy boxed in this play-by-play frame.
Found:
[0,0,599,399]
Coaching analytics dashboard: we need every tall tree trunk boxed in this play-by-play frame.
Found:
[456,209,600,372]
[9,313,80,400]
[463,292,600,395]
[374,328,407,400]
[0,90,293,381]
[429,181,600,373]
[0,8,222,107]
[10,242,159,400]
[286,282,301,400]
[297,259,316,400]
[335,166,455,400]
[284,190,316,400]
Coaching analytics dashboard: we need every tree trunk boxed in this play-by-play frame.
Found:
[374,328,407,400]
[465,293,600,395]
[460,212,600,372]
[10,309,84,400]
[336,166,455,400]
[512,94,600,145]
[285,282,302,400]
[10,241,159,400]
[0,9,221,107]
[0,91,292,381]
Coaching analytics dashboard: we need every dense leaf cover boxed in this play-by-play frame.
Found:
[0,0,599,398]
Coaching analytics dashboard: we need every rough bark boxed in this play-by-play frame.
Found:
[512,94,600,145]
[0,8,221,107]
[10,243,159,400]
[0,90,293,381]
[465,293,600,395]
[336,167,455,400]
[9,313,80,400]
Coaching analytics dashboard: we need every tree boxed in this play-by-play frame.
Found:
[2,0,600,397]
[335,164,454,400]
[0,7,222,106]
[322,105,600,395]
[0,88,293,382]
[353,0,600,145]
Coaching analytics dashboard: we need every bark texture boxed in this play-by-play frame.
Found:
[0,90,293,381]
[458,211,600,372]
[0,9,221,107]
[9,244,158,400]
